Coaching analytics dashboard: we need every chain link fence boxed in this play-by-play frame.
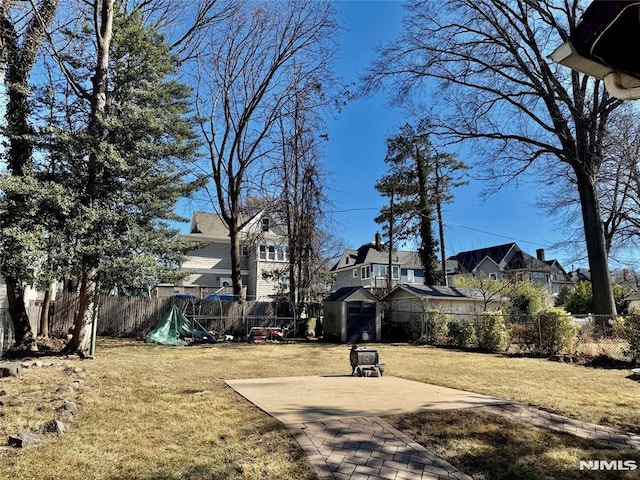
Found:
[383,309,634,362]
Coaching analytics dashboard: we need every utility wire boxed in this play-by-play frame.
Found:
[326,206,556,249]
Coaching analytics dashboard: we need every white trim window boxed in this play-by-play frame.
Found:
[259,245,267,260]
[407,269,415,283]
[353,268,358,278]
[489,272,498,280]
[276,245,287,261]
[361,265,370,279]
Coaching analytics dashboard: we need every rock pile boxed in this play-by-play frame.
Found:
[1,358,82,448]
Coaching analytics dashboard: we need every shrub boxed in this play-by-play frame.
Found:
[508,322,538,353]
[536,308,578,356]
[448,320,476,348]
[426,310,450,344]
[613,312,640,364]
[384,312,423,342]
[565,282,593,314]
[476,311,509,352]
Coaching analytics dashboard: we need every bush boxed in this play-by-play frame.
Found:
[476,311,509,352]
[508,322,538,353]
[383,312,422,342]
[536,308,578,356]
[613,312,640,364]
[448,320,476,348]
[425,310,449,344]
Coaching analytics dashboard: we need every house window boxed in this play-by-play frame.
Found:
[531,272,546,284]
[262,218,270,232]
[276,245,287,261]
[407,269,415,283]
[372,264,386,278]
[259,245,266,260]
[489,273,498,280]
[353,269,358,278]
[241,245,249,256]
[279,275,289,287]
[392,265,400,280]
[267,245,275,260]
[361,265,370,279]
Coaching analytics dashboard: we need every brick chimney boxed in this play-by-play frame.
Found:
[536,248,545,262]
[374,232,381,250]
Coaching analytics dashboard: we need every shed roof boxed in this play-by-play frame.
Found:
[324,286,378,302]
[385,284,491,302]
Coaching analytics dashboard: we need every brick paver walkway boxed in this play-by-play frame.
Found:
[289,416,473,480]
[288,405,640,480]
[482,403,640,450]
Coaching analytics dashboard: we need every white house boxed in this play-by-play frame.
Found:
[155,211,290,301]
[383,283,503,321]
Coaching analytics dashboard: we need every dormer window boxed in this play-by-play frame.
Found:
[262,218,270,232]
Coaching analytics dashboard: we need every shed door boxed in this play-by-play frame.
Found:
[347,301,376,342]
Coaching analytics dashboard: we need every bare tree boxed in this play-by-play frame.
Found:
[536,105,640,265]
[195,1,338,299]
[364,0,622,315]
[273,53,343,306]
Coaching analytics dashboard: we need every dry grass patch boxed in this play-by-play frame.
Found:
[383,345,640,432]
[387,409,640,480]
[0,339,639,480]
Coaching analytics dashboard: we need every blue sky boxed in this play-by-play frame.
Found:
[173,0,637,271]
[322,1,589,268]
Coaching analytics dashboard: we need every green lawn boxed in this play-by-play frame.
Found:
[0,339,638,480]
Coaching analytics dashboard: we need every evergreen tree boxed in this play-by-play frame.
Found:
[48,7,200,354]
[375,121,466,285]
[0,0,59,351]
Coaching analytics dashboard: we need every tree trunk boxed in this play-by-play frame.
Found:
[64,267,98,356]
[39,282,54,338]
[6,278,37,351]
[228,221,244,301]
[65,1,114,355]
[576,169,617,317]
[436,200,447,287]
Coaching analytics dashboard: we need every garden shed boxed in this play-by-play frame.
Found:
[323,287,381,343]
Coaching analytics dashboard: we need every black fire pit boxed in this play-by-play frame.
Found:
[350,344,384,377]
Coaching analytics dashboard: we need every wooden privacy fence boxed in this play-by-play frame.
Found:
[48,293,296,338]
[48,293,172,337]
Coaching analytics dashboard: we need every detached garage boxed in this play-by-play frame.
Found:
[323,287,381,343]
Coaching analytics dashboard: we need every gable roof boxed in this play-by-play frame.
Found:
[386,283,491,302]
[324,286,378,302]
[450,243,562,274]
[449,243,516,273]
[331,242,424,272]
[189,212,229,238]
[188,210,287,241]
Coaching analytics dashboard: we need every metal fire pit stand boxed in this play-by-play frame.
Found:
[349,344,385,377]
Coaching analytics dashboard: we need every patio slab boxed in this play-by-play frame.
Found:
[225,375,513,424]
